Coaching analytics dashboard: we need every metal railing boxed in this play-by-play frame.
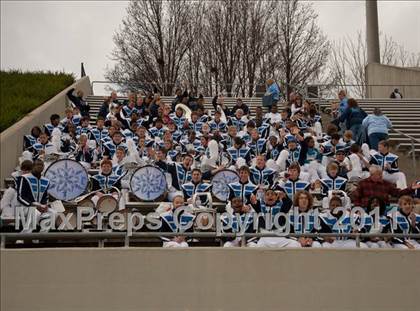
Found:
[392,128,420,175]
[90,80,420,99]
[1,232,419,249]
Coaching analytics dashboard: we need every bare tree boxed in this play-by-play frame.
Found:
[106,0,196,95]
[329,31,420,97]
[107,0,330,98]
[272,0,330,98]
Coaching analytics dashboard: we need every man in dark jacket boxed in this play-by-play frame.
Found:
[66,88,90,117]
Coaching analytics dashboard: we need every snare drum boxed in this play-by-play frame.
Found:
[211,169,239,202]
[130,165,167,201]
[96,194,119,213]
[44,159,89,201]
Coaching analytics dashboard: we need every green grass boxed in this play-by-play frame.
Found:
[0,70,75,132]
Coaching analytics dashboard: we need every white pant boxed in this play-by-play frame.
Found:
[163,241,189,248]
[322,239,368,248]
[257,237,301,248]
[18,206,57,233]
[366,241,392,248]
[383,171,407,189]
[392,240,420,249]
[223,237,257,247]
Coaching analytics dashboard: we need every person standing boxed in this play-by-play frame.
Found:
[264,79,280,111]
[335,98,367,145]
[362,108,392,150]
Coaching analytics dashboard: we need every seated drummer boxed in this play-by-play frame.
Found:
[160,195,194,248]
[90,159,122,205]
[181,169,212,206]
[159,153,193,201]
[228,166,258,205]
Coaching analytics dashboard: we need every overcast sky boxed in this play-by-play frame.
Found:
[1,0,419,89]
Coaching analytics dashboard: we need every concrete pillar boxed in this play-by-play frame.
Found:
[366,0,380,63]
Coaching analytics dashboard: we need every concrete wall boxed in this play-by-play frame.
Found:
[0,76,92,184]
[366,63,420,98]
[1,248,419,311]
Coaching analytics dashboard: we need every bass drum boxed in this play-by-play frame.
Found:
[211,169,239,202]
[130,165,167,201]
[44,159,89,201]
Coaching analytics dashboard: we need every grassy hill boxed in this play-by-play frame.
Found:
[0,70,75,132]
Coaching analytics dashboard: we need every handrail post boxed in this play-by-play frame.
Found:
[124,233,130,248]
[0,235,5,249]
[411,138,417,177]
[356,234,361,248]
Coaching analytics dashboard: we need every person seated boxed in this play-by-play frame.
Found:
[209,110,227,133]
[222,197,256,247]
[90,159,122,207]
[228,109,248,132]
[102,131,127,159]
[121,120,138,140]
[390,195,420,249]
[1,160,33,227]
[247,129,267,156]
[181,169,212,206]
[24,126,42,151]
[90,116,108,148]
[180,130,201,152]
[345,144,370,180]
[339,130,355,154]
[169,105,188,131]
[76,116,92,138]
[60,107,81,130]
[231,98,250,116]
[228,166,258,205]
[221,125,238,149]
[162,154,193,201]
[264,105,282,125]
[363,197,392,249]
[111,146,128,177]
[188,111,204,133]
[288,191,322,248]
[160,195,194,248]
[250,155,276,188]
[351,165,419,208]
[273,162,311,200]
[265,135,284,163]
[318,162,347,196]
[148,118,166,139]
[319,196,368,248]
[332,149,350,178]
[369,140,407,189]
[16,159,56,233]
[75,134,95,169]
[320,133,343,166]
[276,127,308,172]
[227,137,253,168]
[31,132,55,160]
[44,114,62,137]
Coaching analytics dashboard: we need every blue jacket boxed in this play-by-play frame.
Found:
[267,83,280,101]
[362,115,392,136]
[338,107,367,129]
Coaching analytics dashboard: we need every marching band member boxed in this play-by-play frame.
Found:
[228,166,258,204]
[102,131,127,159]
[209,110,227,133]
[222,197,256,247]
[17,159,56,233]
[75,133,95,169]
[273,162,311,200]
[390,195,420,249]
[44,114,62,137]
[1,160,33,227]
[227,137,253,168]
[24,126,42,151]
[163,154,193,201]
[160,195,194,248]
[318,162,348,196]
[181,169,212,206]
[369,140,407,189]
[250,155,276,188]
